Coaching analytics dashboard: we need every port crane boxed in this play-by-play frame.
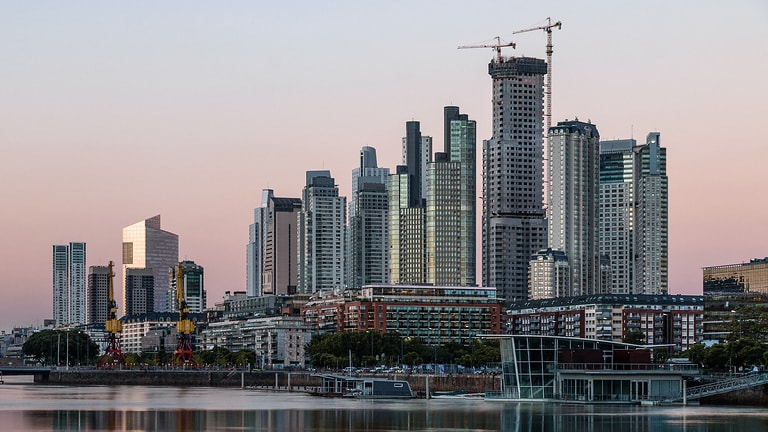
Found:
[173,262,195,365]
[101,261,125,367]
[457,36,515,63]
[512,17,562,135]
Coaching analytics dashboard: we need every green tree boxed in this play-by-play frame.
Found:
[402,352,423,367]
[623,329,646,345]
[22,329,99,366]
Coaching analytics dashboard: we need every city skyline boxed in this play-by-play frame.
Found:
[1,2,767,331]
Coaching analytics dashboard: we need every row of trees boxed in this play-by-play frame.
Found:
[305,330,500,369]
[123,346,257,368]
[682,337,768,371]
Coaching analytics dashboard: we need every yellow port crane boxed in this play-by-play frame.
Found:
[173,262,195,365]
[102,261,125,367]
[457,36,516,64]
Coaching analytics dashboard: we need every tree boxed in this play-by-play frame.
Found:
[622,329,646,345]
[22,329,99,366]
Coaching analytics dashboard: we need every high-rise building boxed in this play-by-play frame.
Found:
[548,120,602,297]
[124,267,154,316]
[87,265,110,325]
[401,121,432,206]
[122,215,178,313]
[348,147,390,288]
[599,133,667,295]
[247,190,302,297]
[426,107,477,286]
[169,261,206,313]
[635,132,668,294]
[297,171,346,294]
[703,257,768,294]
[52,242,87,326]
[482,56,548,302]
[528,248,570,300]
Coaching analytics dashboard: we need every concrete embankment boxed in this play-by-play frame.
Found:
[700,384,768,406]
[41,370,501,393]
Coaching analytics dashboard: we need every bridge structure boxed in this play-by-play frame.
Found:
[0,367,52,377]
[665,372,768,403]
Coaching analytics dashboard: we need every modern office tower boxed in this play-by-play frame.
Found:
[599,139,636,294]
[703,257,768,294]
[348,147,390,288]
[52,242,87,326]
[548,120,602,297]
[401,121,432,206]
[635,132,668,294]
[528,248,570,300]
[599,133,667,295]
[297,171,346,294]
[169,261,206,313]
[87,265,110,325]
[247,190,302,297]
[482,56,548,302]
[124,268,154,316]
[52,245,69,326]
[122,215,178,313]
[426,107,477,286]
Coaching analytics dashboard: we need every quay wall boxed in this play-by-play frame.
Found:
[41,370,500,393]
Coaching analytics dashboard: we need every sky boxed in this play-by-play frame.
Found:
[1,1,767,332]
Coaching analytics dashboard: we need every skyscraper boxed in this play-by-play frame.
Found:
[169,260,206,313]
[297,171,346,294]
[426,107,477,286]
[548,120,602,297]
[401,121,432,206]
[122,215,178,313]
[529,248,570,299]
[87,265,110,325]
[599,133,668,295]
[635,132,668,294]
[348,147,390,288]
[482,56,548,302]
[52,242,86,326]
[124,268,154,315]
[247,190,302,297]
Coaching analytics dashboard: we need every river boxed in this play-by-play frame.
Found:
[1,376,766,431]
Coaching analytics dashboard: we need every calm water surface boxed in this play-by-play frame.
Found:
[1,376,766,431]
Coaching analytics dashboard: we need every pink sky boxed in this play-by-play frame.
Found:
[1,2,767,331]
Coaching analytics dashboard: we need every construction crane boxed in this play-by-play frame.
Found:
[101,261,125,367]
[457,36,515,63]
[512,17,562,134]
[173,262,195,365]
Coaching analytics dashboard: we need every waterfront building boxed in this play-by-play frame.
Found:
[482,56,548,303]
[528,248,570,300]
[348,146,390,288]
[124,268,154,316]
[200,315,310,368]
[702,292,768,343]
[490,335,694,402]
[548,120,602,297]
[506,294,704,352]
[301,285,505,345]
[703,257,768,294]
[122,215,178,313]
[52,242,87,326]
[168,260,207,313]
[120,312,205,354]
[247,190,302,297]
[297,171,346,295]
[426,107,476,286]
[87,265,110,325]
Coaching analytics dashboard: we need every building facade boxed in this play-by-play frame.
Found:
[348,146,390,288]
[168,260,207,313]
[247,190,302,297]
[87,265,110,325]
[52,242,87,326]
[703,257,768,294]
[548,120,601,297]
[124,268,154,316]
[529,248,570,300]
[297,171,346,294]
[426,107,477,286]
[120,312,205,354]
[482,56,548,303]
[122,215,178,313]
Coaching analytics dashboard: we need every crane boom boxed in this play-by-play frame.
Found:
[458,36,515,63]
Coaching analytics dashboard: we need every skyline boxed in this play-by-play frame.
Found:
[1,2,767,331]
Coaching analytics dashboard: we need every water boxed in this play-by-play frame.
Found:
[1,376,766,431]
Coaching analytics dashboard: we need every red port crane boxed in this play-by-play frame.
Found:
[173,262,195,365]
[101,261,125,367]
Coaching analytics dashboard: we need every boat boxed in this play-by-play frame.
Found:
[430,391,486,400]
[312,374,415,399]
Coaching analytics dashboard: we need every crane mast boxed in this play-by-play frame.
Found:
[101,261,125,367]
[173,262,195,365]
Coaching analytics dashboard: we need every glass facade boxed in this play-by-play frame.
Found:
[703,258,768,294]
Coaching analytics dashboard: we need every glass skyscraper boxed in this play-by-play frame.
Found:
[52,242,86,326]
